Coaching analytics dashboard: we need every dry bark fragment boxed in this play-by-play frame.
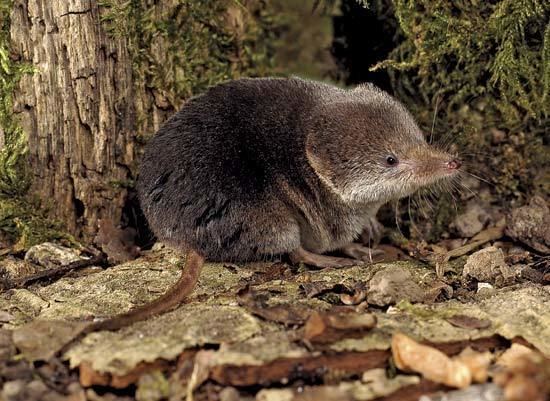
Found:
[210,350,390,386]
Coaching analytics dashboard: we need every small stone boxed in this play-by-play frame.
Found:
[367,266,425,306]
[135,371,169,401]
[463,246,517,285]
[26,380,49,399]
[0,310,15,322]
[220,387,241,401]
[1,380,26,401]
[505,196,550,254]
[256,388,294,401]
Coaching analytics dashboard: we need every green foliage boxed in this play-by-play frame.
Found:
[372,0,549,200]
[0,0,67,251]
[0,0,34,196]
[374,0,549,123]
[99,0,285,113]
[0,196,72,252]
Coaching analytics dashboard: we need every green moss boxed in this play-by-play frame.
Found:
[0,196,73,252]
[370,0,549,201]
[99,0,286,132]
[0,0,33,197]
[271,0,337,80]
[0,1,71,251]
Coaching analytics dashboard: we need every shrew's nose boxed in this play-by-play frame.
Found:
[446,159,462,170]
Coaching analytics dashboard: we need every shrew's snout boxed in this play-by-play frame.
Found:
[446,159,462,170]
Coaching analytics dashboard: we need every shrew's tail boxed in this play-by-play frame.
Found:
[85,249,205,333]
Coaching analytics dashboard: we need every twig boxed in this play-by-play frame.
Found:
[2,253,106,290]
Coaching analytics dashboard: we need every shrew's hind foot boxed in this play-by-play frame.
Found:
[289,247,364,269]
[360,217,384,247]
[340,243,384,263]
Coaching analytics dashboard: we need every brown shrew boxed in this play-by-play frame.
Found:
[88,77,461,332]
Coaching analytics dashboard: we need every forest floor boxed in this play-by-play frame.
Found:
[0,196,549,401]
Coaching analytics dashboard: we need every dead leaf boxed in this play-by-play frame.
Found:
[303,309,376,344]
[424,281,454,303]
[446,315,492,330]
[79,361,110,387]
[210,350,389,386]
[391,332,472,388]
[493,344,550,401]
[301,282,342,298]
[187,350,217,401]
[78,359,171,388]
[238,288,312,325]
[454,347,492,383]
[94,219,140,264]
[340,289,367,305]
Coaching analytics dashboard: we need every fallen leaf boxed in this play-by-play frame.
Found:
[303,309,376,344]
[79,361,110,387]
[446,315,492,330]
[210,350,389,386]
[94,219,140,264]
[424,281,454,303]
[454,347,492,383]
[391,332,471,388]
[187,350,216,401]
[238,288,312,325]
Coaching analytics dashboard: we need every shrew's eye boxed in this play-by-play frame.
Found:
[385,155,398,166]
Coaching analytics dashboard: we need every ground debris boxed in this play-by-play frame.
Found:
[210,350,390,387]
[494,344,550,401]
[446,315,491,330]
[366,266,425,306]
[12,319,89,361]
[432,226,505,277]
[505,196,550,254]
[303,309,377,343]
[94,219,141,264]
[452,201,491,238]
[25,242,89,269]
[463,246,518,286]
[419,383,504,401]
[238,287,313,326]
[391,332,472,388]
[2,246,550,400]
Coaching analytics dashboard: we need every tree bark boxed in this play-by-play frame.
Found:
[9,0,172,240]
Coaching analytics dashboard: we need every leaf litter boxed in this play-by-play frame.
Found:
[0,207,549,400]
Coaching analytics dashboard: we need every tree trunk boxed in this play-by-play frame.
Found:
[9,0,172,240]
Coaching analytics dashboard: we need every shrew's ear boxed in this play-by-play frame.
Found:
[304,107,344,199]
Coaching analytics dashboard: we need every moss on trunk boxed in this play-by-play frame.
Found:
[372,0,549,201]
[0,0,68,250]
